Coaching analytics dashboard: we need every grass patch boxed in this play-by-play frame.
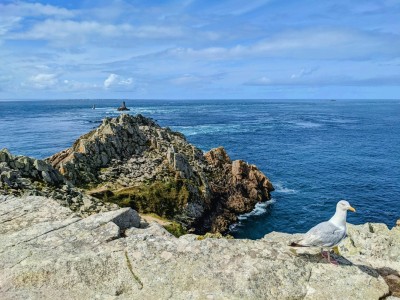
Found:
[196,232,234,240]
[164,222,187,237]
[106,179,190,219]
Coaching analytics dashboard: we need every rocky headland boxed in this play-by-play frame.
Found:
[47,114,273,234]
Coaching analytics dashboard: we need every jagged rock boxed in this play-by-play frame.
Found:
[47,114,274,233]
[0,195,396,299]
[0,149,117,217]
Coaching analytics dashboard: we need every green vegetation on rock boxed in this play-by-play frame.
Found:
[164,222,187,237]
[196,232,234,240]
[104,178,190,219]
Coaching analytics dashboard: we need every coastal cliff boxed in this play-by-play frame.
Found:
[0,195,399,299]
[47,114,274,233]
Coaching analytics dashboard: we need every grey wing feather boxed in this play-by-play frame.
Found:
[297,221,346,247]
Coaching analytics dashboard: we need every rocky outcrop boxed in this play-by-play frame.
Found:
[47,114,274,233]
[201,147,274,233]
[0,148,64,189]
[1,195,398,300]
[0,148,117,216]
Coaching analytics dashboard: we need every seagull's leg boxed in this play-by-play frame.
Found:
[321,249,338,265]
[321,248,328,258]
[327,250,339,265]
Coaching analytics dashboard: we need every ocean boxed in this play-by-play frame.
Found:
[0,99,399,239]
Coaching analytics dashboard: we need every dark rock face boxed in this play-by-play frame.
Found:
[0,148,117,216]
[47,114,274,233]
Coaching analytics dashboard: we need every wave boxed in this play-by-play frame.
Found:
[173,124,249,136]
[229,199,276,232]
[290,121,322,128]
[274,182,298,194]
[238,199,276,220]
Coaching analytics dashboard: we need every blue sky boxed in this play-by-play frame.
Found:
[0,0,399,99]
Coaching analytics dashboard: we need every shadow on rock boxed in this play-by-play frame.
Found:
[376,267,400,297]
[296,252,382,279]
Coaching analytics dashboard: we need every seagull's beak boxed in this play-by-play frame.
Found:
[348,206,356,212]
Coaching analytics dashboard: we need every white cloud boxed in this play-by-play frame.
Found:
[291,67,318,79]
[170,73,224,86]
[0,2,75,18]
[11,20,184,45]
[63,79,99,91]
[0,17,21,36]
[246,74,400,87]
[161,29,399,61]
[104,74,118,88]
[28,73,59,89]
[245,76,272,85]
[104,74,133,89]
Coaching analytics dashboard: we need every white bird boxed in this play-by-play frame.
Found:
[290,200,356,264]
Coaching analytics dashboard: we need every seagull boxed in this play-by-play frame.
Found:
[290,200,356,264]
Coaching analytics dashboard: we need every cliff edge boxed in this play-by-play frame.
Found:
[1,195,399,300]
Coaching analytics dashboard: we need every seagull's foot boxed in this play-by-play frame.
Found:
[321,250,329,258]
[321,251,339,265]
[327,257,339,265]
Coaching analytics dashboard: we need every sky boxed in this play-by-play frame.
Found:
[0,0,399,100]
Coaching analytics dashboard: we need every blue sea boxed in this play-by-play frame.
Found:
[0,99,399,239]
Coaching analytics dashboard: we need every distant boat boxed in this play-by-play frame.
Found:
[117,101,130,111]
[330,99,336,102]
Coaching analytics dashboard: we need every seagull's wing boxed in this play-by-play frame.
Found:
[297,221,346,247]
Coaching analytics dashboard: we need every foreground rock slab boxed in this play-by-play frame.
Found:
[1,196,397,299]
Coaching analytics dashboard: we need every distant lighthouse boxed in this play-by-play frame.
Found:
[117,101,130,111]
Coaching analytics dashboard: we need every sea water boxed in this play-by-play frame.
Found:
[0,99,399,239]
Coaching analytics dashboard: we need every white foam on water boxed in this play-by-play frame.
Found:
[174,124,247,136]
[229,199,276,232]
[292,121,322,128]
[238,199,276,220]
[274,182,298,194]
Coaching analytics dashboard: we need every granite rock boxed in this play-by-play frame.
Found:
[0,149,118,217]
[0,195,396,300]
